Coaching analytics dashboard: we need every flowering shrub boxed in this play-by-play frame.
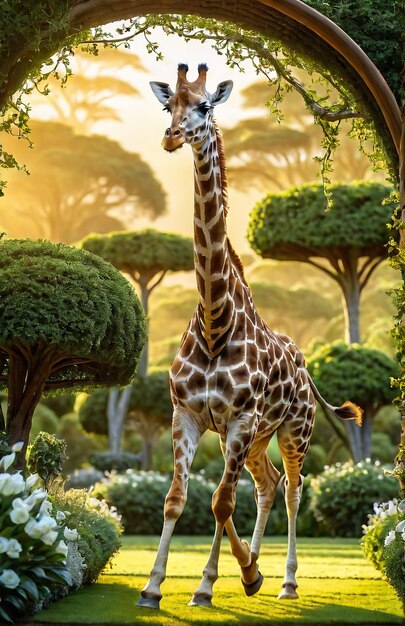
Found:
[49,487,122,584]
[362,498,405,602]
[94,470,316,536]
[0,444,73,623]
[308,459,399,537]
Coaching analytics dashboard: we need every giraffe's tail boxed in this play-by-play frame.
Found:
[308,375,363,426]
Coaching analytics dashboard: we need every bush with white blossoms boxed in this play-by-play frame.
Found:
[0,444,75,623]
[362,497,405,602]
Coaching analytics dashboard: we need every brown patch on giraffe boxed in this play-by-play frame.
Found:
[212,483,235,525]
[232,364,250,384]
[210,213,225,243]
[198,171,215,197]
[211,247,225,274]
[194,224,207,248]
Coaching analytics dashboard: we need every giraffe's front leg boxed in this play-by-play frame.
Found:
[188,521,224,607]
[137,411,201,609]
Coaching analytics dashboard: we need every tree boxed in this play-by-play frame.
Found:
[222,82,380,193]
[31,48,145,134]
[0,238,146,465]
[80,371,172,470]
[0,121,166,243]
[307,342,398,461]
[248,181,395,344]
[80,229,194,376]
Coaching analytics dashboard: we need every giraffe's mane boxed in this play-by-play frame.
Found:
[213,120,247,285]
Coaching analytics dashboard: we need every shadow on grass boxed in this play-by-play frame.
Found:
[32,582,403,626]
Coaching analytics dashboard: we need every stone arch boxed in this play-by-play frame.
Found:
[67,0,401,162]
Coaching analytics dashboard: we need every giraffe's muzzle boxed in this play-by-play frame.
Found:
[162,127,185,152]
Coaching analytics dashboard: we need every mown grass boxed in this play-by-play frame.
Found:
[33,536,403,625]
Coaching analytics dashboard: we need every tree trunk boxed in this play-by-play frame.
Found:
[142,436,154,471]
[360,410,375,461]
[6,348,53,468]
[137,281,149,378]
[343,420,362,463]
[107,386,133,455]
[341,278,361,344]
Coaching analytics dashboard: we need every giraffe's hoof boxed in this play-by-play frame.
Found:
[188,593,213,607]
[242,571,264,597]
[137,593,161,609]
[278,584,299,600]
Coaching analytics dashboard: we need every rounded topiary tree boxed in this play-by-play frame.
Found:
[81,229,194,376]
[307,342,398,461]
[0,238,146,464]
[248,181,395,344]
[80,370,172,470]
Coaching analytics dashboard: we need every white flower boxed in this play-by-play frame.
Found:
[64,527,78,541]
[1,453,16,472]
[0,537,9,554]
[398,499,405,514]
[39,499,53,515]
[56,510,66,522]
[25,473,39,490]
[55,540,68,557]
[40,530,58,546]
[384,530,396,546]
[373,503,383,516]
[6,539,22,559]
[0,569,20,589]
[0,472,25,496]
[36,515,57,534]
[25,518,43,539]
[11,442,24,453]
[387,501,398,516]
[25,488,47,508]
[402,531,405,541]
[395,520,405,533]
[10,506,30,524]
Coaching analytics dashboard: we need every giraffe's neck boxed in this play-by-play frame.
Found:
[192,122,235,356]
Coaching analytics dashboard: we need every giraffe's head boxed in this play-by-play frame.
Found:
[150,63,233,152]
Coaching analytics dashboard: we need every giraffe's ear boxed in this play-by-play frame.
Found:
[211,80,233,106]
[150,81,174,105]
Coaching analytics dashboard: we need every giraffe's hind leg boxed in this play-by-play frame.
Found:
[239,435,281,594]
[137,411,201,609]
[276,409,313,600]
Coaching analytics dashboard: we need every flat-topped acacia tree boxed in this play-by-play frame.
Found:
[248,181,395,345]
[81,229,194,376]
[0,239,146,465]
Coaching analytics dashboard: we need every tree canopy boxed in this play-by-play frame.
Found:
[248,181,395,343]
[307,341,398,460]
[1,121,166,243]
[0,238,146,460]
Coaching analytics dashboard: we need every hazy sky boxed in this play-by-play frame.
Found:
[37,28,271,252]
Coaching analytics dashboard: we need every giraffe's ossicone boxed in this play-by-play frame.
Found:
[138,63,363,610]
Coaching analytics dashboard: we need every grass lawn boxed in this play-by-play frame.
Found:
[32,536,403,625]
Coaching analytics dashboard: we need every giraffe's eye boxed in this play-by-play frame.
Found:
[163,105,171,113]
[195,102,211,115]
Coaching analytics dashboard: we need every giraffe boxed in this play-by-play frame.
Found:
[138,63,362,610]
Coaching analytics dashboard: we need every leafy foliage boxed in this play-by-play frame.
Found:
[27,433,67,487]
[49,488,122,585]
[309,460,399,537]
[81,229,194,278]
[0,239,146,390]
[307,342,398,411]
[304,0,403,104]
[248,181,394,257]
[362,499,405,601]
